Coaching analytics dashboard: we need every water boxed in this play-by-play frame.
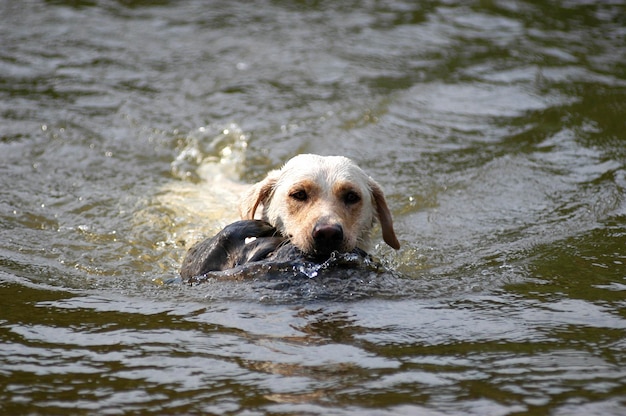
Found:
[1,0,625,414]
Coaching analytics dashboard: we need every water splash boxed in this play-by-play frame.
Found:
[171,123,249,182]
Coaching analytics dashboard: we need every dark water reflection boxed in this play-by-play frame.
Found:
[1,0,625,415]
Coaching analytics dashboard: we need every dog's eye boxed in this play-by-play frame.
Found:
[344,191,361,205]
[290,190,308,201]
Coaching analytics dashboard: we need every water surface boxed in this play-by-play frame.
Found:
[1,1,625,415]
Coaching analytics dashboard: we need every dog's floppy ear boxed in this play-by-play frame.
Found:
[369,179,400,250]
[239,170,279,220]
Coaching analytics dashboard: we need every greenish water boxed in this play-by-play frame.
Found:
[1,1,625,415]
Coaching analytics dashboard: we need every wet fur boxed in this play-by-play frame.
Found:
[239,154,400,256]
[181,154,399,278]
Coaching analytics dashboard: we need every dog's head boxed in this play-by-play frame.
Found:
[239,154,400,258]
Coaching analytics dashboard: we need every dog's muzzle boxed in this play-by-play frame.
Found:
[312,222,344,255]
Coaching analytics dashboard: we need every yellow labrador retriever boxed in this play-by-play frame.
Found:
[180,154,399,279]
[240,154,400,257]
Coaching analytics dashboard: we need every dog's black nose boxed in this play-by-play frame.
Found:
[312,223,343,248]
